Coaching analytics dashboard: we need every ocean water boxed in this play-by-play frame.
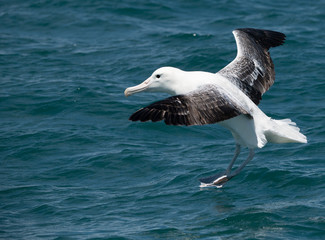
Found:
[1,0,325,239]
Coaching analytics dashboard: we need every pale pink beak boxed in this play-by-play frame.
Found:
[124,78,151,97]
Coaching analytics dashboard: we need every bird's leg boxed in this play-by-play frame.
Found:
[227,149,255,179]
[212,149,255,187]
[200,148,255,188]
[226,144,241,175]
[211,144,241,186]
[199,145,241,186]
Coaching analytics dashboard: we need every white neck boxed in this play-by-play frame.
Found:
[167,70,217,95]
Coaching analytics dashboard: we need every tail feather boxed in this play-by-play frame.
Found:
[265,118,307,144]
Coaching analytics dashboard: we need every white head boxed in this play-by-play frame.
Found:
[124,67,183,97]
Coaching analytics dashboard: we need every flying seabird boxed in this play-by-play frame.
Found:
[124,28,307,188]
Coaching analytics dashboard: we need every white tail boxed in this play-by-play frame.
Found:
[265,118,307,144]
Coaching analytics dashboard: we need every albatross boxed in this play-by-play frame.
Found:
[124,28,307,188]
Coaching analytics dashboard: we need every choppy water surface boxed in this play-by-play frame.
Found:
[1,0,325,239]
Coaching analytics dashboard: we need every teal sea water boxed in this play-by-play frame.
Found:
[1,0,325,239]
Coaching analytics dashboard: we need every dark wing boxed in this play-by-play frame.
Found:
[218,28,286,105]
[129,85,250,126]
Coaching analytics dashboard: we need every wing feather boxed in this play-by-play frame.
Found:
[218,28,286,104]
[129,85,250,126]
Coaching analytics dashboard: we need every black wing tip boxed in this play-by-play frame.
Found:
[129,108,145,122]
[129,107,165,123]
[235,28,286,49]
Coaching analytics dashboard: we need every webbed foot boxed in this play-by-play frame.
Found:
[199,172,230,188]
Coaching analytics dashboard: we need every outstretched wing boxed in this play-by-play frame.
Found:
[129,85,250,126]
[218,28,286,105]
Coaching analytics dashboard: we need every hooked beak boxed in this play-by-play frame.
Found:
[124,78,151,97]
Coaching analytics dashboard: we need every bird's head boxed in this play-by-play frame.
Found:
[124,67,182,97]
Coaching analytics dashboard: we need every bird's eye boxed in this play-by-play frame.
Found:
[156,74,161,79]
